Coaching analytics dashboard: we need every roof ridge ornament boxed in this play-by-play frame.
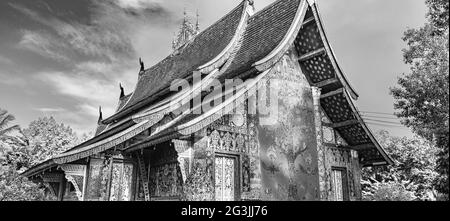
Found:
[246,0,255,16]
[119,83,125,99]
[139,58,145,73]
[98,106,103,124]
[172,9,199,51]
[195,9,200,34]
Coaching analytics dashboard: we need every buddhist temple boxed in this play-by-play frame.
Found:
[22,0,393,201]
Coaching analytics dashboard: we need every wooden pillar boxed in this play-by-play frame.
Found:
[81,158,90,201]
[57,174,66,201]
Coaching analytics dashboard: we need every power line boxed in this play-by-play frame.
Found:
[365,122,410,130]
[361,114,399,120]
[360,111,397,116]
[363,118,403,125]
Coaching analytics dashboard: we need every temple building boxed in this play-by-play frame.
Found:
[23,0,393,201]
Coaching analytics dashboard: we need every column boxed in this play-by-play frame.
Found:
[312,86,329,201]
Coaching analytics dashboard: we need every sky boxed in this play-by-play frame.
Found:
[0,0,428,137]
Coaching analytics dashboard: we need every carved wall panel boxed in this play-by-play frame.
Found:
[149,144,184,199]
[85,159,110,201]
[109,162,134,201]
[184,135,215,201]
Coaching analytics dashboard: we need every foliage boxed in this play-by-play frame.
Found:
[425,0,449,34]
[362,180,417,201]
[0,110,83,201]
[0,164,45,201]
[0,108,45,201]
[0,108,20,140]
[22,116,80,166]
[390,0,449,198]
[362,130,439,201]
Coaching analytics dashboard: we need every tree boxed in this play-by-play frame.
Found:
[0,164,45,201]
[391,0,449,198]
[0,108,20,140]
[362,180,416,201]
[362,130,439,201]
[22,116,80,166]
[426,0,449,34]
[0,108,44,201]
[0,110,84,201]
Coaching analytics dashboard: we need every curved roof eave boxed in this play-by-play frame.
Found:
[310,1,359,100]
[342,89,395,166]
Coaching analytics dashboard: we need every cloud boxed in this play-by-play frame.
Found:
[7,0,179,135]
[113,0,163,10]
[0,72,27,87]
[0,54,12,64]
[18,30,70,62]
[11,2,136,63]
[35,72,116,103]
[33,107,65,113]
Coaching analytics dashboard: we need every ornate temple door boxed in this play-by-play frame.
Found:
[331,168,349,201]
[109,162,134,201]
[215,156,238,201]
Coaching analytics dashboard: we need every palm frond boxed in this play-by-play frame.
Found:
[0,125,20,136]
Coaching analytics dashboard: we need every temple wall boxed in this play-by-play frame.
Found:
[183,107,255,201]
[148,144,184,200]
[257,51,320,201]
[183,134,215,201]
[322,147,362,201]
[317,110,362,201]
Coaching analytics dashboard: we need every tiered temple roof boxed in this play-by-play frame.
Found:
[23,0,393,178]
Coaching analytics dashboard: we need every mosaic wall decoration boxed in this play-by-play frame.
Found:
[208,129,249,153]
[320,109,335,144]
[258,53,320,201]
[205,106,254,199]
[148,144,184,199]
[85,159,108,201]
[242,155,251,192]
[183,136,215,201]
[150,163,183,198]
[109,162,134,201]
[241,113,263,200]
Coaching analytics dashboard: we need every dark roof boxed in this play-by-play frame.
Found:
[94,123,107,136]
[223,0,302,78]
[117,93,132,112]
[103,2,248,123]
